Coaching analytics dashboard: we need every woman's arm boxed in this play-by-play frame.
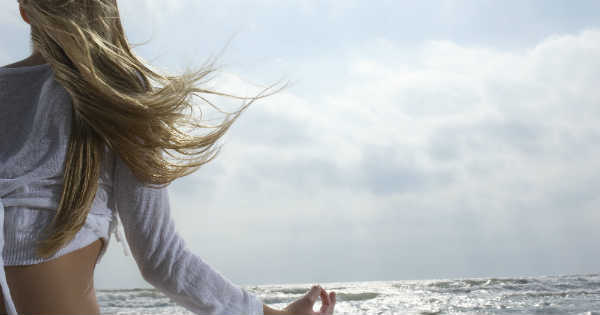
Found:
[112,155,264,315]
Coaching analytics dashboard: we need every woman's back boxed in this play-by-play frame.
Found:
[0,239,102,315]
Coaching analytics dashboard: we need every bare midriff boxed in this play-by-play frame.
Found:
[0,238,104,315]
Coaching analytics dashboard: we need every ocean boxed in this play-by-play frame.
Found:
[98,273,600,314]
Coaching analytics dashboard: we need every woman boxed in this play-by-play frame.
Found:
[0,0,336,314]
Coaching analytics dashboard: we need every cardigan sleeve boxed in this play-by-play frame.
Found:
[113,155,264,315]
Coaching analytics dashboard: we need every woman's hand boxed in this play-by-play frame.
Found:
[282,285,336,315]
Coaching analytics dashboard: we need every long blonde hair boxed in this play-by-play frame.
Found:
[18,0,286,258]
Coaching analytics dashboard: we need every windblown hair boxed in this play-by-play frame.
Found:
[18,0,285,258]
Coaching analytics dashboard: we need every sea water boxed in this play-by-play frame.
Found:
[98,273,600,314]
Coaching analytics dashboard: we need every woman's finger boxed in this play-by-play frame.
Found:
[323,292,335,315]
[321,288,330,306]
[319,289,330,313]
[329,292,336,314]
[307,285,322,303]
[320,291,336,314]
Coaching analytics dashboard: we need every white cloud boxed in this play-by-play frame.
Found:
[157,28,600,283]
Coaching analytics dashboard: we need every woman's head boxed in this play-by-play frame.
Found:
[18,0,133,78]
[19,0,285,258]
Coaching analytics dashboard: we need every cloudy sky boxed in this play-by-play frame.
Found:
[1,0,600,289]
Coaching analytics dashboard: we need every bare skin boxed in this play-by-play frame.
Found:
[0,238,104,315]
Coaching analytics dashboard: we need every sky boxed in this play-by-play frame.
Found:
[1,0,599,289]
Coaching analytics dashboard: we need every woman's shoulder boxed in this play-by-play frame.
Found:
[0,62,52,77]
